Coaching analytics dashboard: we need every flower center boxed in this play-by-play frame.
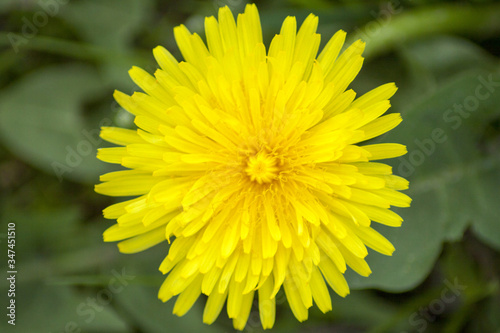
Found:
[245,151,279,184]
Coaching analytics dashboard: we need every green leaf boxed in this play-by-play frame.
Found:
[353,4,500,59]
[396,35,497,103]
[115,285,222,333]
[60,0,153,50]
[58,0,155,90]
[0,283,129,333]
[348,68,500,292]
[1,204,80,255]
[401,36,496,82]
[0,64,114,183]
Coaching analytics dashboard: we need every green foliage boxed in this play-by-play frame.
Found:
[349,65,500,291]
[0,65,111,183]
[1,1,499,332]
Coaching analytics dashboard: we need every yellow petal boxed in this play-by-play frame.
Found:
[258,275,276,329]
[173,275,203,316]
[203,289,228,325]
[310,266,332,313]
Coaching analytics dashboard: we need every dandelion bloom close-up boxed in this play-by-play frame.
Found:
[95,4,411,330]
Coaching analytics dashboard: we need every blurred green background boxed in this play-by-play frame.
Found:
[1,0,500,332]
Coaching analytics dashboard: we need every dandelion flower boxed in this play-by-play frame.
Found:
[96,4,411,330]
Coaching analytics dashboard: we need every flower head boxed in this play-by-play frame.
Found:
[96,4,411,330]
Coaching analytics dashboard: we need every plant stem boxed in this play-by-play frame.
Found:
[349,4,500,59]
[0,33,149,66]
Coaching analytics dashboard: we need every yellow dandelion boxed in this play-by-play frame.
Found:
[95,4,411,330]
